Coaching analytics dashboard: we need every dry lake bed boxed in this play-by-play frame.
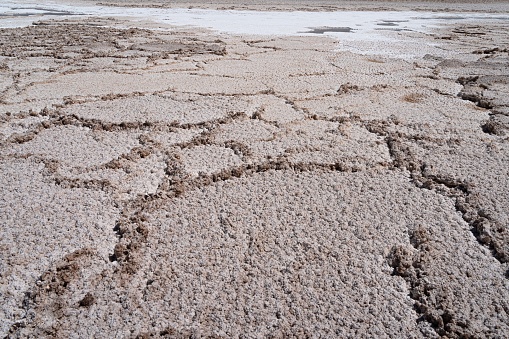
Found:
[1,0,509,337]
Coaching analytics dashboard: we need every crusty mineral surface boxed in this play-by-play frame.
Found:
[1,6,508,338]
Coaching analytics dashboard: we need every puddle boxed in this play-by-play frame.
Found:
[374,28,413,32]
[419,15,467,20]
[0,11,76,17]
[418,15,509,21]
[377,22,399,26]
[11,6,72,13]
[305,26,353,34]
[0,6,77,19]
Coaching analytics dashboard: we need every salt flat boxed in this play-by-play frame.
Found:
[0,1,508,337]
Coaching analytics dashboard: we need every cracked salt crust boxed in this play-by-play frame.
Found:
[21,71,267,99]
[1,10,509,339]
[246,120,390,168]
[0,74,14,93]
[139,170,428,337]
[180,145,244,176]
[0,100,62,117]
[0,115,49,141]
[0,158,119,335]
[408,138,509,253]
[213,119,279,143]
[320,87,489,136]
[58,152,166,198]
[9,125,140,168]
[67,93,248,125]
[249,95,306,124]
[148,128,204,148]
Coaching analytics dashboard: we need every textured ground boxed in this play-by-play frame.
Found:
[90,0,509,13]
[0,12,508,339]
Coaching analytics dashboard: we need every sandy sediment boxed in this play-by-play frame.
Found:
[0,9,508,338]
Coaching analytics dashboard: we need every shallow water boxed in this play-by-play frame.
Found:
[304,27,354,34]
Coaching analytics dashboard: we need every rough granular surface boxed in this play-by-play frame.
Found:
[1,10,509,338]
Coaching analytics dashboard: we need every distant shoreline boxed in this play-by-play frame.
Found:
[89,0,509,13]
